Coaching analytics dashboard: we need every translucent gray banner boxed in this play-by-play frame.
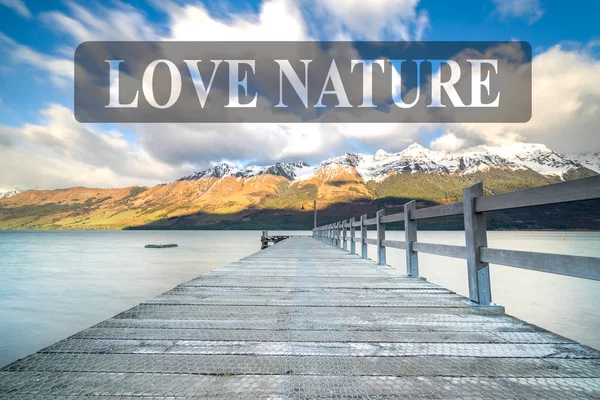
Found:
[74,41,531,123]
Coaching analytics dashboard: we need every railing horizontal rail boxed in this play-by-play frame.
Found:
[381,239,405,249]
[410,202,463,220]
[480,248,600,281]
[412,242,467,259]
[476,175,600,213]
[313,176,600,306]
[380,213,403,223]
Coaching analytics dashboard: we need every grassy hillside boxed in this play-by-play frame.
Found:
[368,169,559,203]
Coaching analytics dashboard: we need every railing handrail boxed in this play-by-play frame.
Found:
[313,175,600,306]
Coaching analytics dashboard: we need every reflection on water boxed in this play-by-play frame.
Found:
[0,230,598,367]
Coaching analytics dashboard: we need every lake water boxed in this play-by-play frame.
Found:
[0,230,599,367]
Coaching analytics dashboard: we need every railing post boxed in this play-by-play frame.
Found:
[331,223,334,246]
[350,217,356,254]
[376,209,386,265]
[342,219,347,251]
[338,221,342,248]
[463,182,491,305]
[329,224,333,246]
[404,200,419,277]
[361,214,368,259]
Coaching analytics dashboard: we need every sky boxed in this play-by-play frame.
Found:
[0,0,598,190]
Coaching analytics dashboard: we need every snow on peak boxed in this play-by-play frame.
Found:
[0,189,20,199]
[318,153,364,169]
[399,142,430,157]
[373,149,390,161]
[482,143,581,176]
[179,161,311,181]
[178,142,597,184]
[568,152,600,174]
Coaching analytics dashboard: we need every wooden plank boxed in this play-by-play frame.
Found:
[476,175,600,212]
[411,202,463,220]
[480,248,600,281]
[413,242,467,259]
[11,353,594,377]
[463,183,491,305]
[381,212,403,223]
[365,217,378,226]
[365,238,378,245]
[42,339,592,358]
[361,214,368,258]
[377,209,386,265]
[349,217,356,254]
[404,200,419,277]
[381,239,406,249]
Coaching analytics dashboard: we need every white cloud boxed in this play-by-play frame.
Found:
[167,0,309,41]
[0,0,31,19]
[40,1,160,42]
[430,133,467,152]
[305,0,429,40]
[11,45,73,87]
[491,0,544,23]
[437,45,600,154]
[0,32,72,87]
[0,105,187,189]
[133,120,432,171]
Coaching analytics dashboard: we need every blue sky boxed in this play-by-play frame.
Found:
[0,0,599,190]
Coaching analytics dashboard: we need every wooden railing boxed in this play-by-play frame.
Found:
[313,175,600,306]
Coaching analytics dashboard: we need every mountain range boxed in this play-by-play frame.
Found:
[0,142,599,230]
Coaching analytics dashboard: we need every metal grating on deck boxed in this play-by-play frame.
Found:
[1,237,599,398]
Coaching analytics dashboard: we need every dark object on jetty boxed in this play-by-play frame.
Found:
[260,230,312,249]
[260,231,290,249]
[144,244,178,248]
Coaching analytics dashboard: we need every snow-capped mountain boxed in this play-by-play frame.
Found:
[0,189,20,199]
[3,143,598,230]
[484,143,585,177]
[179,161,312,181]
[178,142,599,184]
[324,143,598,181]
[569,153,600,174]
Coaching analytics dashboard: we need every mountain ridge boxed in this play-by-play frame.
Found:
[175,142,599,184]
[0,142,598,230]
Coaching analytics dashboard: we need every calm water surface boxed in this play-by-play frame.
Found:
[0,230,599,367]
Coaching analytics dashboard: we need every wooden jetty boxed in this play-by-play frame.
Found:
[1,176,600,398]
